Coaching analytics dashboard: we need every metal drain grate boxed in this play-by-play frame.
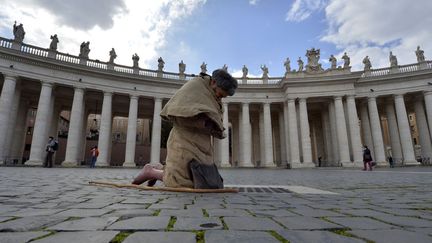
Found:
[227,186,291,193]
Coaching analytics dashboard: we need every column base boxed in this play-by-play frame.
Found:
[220,162,232,168]
[122,161,136,168]
[261,162,276,168]
[238,162,255,168]
[290,162,315,168]
[403,160,421,166]
[62,161,78,167]
[96,161,110,167]
[341,161,363,167]
[25,160,43,166]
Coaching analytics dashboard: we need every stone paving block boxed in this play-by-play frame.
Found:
[223,216,284,230]
[273,216,343,230]
[277,230,365,243]
[186,203,226,210]
[205,230,280,243]
[174,217,223,230]
[107,216,170,230]
[31,231,119,243]
[371,214,432,227]
[159,208,204,217]
[48,216,118,231]
[409,227,432,236]
[206,208,251,217]
[121,197,160,204]
[378,208,430,217]
[67,202,114,209]
[224,204,275,210]
[148,203,185,210]
[0,215,67,232]
[104,208,155,218]
[337,208,393,217]
[289,208,345,217]
[250,209,298,217]
[105,203,149,210]
[349,229,432,243]
[0,216,13,222]
[123,231,196,243]
[326,216,396,230]
[54,208,112,217]
[0,231,49,243]
[7,208,65,217]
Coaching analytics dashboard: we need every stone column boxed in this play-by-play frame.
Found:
[346,96,363,166]
[97,92,113,166]
[367,97,386,164]
[27,82,53,165]
[321,108,333,165]
[334,96,351,165]
[328,101,339,165]
[423,91,432,142]
[299,98,314,167]
[240,102,253,167]
[4,84,21,160]
[63,87,85,166]
[385,100,403,161]
[259,108,264,166]
[414,98,432,159]
[150,97,163,163]
[394,94,417,164]
[10,101,29,161]
[220,102,231,167]
[0,75,17,162]
[262,102,275,167]
[278,109,287,166]
[283,101,290,167]
[124,95,139,167]
[287,99,300,167]
[360,103,374,157]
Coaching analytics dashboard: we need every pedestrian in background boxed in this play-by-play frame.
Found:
[362,145,373,171]
[90,146,99,168]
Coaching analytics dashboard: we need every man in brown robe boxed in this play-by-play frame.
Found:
[132,69,238,188]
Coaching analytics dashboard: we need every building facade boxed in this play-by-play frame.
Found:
[1,35,432,168]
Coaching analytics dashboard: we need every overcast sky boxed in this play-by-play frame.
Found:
[0,0,431,78]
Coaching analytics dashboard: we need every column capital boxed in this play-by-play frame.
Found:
[287,98,296,104]
[3,74,18,81]
[242,102,250,106]
[73,86,86,92]
[41,81,54,88]
[346,95,355,100]
[130,94,139,100]
[393,93,405,99]
[333,96,343,101]
[367,96,377,102]
[103,91,113,97]
[154,97,163,102]
[298,97,307,103]
[424,91,432,96]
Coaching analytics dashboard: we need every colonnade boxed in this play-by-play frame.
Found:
[0,73,431,168]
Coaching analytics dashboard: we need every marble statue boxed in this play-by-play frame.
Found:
[179,60,186,74]
[158,57,165,71]
[362,56,372,71]
[79,41,90,58]
[222,64,228,72]
[132,53,139,68]
[242,65,248,78]
[49,34,59,51]
[329,54,337,69]
[416,46,425,63]
[13,21,25,43]
[200,62,207,73]
[297,57,304,72]
[261,65,269,78]
[341,52,350,68]
[305,48,323,72]
[389,51,398,67]
[109,48,117,63]
[284,57,291,73]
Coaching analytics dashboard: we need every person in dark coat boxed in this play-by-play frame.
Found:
[362,145,373,171]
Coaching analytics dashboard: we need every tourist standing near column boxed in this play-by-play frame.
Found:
[90,146,99,168]
[362,145,373,171]
[44,136,57,168]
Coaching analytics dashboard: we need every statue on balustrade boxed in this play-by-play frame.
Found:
[389,51,398,67]
[363,56,372,71]
[222,64,228,72]
[341,52,350,68]
[242,65,248,78]
[261,65,269,78]
[49,34,59,51]
[158,57,165,71]
[329,54,337,69]
[13,21,25,43]
[284,57,291,74]
[79,41,90,58]
[109,48,117,63]
[200,62,207,73]
[305,48,323,72]
[132,53,140,68]
[416,46,425,63]
[297,57,304,72]
[179,60,186,74]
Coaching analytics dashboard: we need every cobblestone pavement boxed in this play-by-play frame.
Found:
[0,166,431,243]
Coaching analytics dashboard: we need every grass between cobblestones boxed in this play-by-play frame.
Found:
[152,209,161,216]
[29,231,55,241]
[193,230,205,243]
[268,230,289,243]
[328,229,375,243]
[0,216,19,223]
[219,216,228,230]
[166,216,177,231]
[110,231,133,243]
[202,209,209,217]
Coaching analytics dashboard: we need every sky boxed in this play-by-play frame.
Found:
[0,0,431,78]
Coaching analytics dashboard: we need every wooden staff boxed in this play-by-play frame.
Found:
[89,181,238,193]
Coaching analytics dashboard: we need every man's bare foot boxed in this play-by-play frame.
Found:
[132,164,153,185]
